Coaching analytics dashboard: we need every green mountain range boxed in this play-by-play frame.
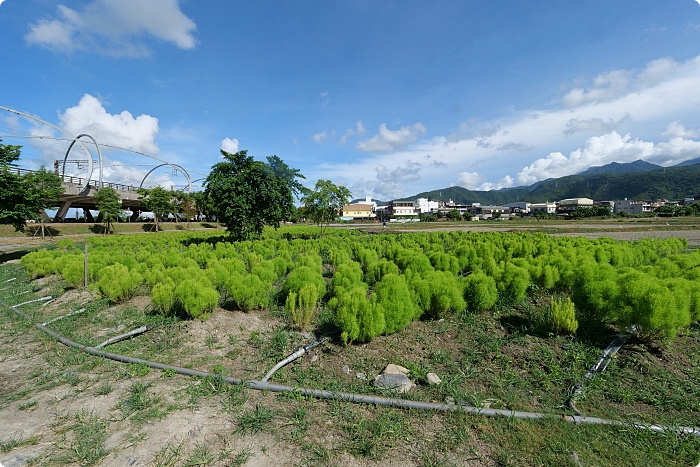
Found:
[397,161,700,205]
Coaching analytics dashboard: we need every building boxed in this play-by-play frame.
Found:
[558,198,594,213]
[389,201,419,217]
[504,202,530,214]
[471,205,510,219]
[341,203,375,220]
[415,198,440,214]
[613,199,654,215]
[530,202,557,215]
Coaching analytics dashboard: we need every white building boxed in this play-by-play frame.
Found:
[530,202,557,214]
[414,198,440,213]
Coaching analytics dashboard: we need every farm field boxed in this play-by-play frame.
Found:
[1,226,699,467]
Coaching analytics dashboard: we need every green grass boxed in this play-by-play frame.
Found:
[61,410,109,466]
[235,405,275,435]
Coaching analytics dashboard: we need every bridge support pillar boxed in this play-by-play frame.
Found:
[83,208,95,223]
[54,201,72,222]
[130,210,140,222]
[39,210,51,223]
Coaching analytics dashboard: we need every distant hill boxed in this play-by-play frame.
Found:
[398,164,700,204]
[579,159,660,175]
[673,157,700,167]
[350,198,388,206]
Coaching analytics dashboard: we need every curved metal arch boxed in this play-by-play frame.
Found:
[62,134,103,190]
[0,106,94,194]
[138,163,192,193]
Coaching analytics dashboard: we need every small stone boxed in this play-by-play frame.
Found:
[310,355,318,363]
[356,373,366,380]
[382,364,410,376]
[445,396,455,405]
[342,365,351,374]
[374,374,413,393]
[426,373,441,385]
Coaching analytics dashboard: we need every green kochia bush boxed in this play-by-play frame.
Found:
[373,274,417,334]
[367,259,399,285]
[463,271,498,312]
[615,271,693,339]
[95,263,143,302]
[226,272,270,312]
[283,266,326,299]
[409,270,466,319]
[330,283,385,344]
[151,278,176,315]
[174,279,218,319]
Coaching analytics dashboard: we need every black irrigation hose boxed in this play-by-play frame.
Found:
[567,332,631,416]
[2,298,700,439]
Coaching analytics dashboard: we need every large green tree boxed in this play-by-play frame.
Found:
[0,140,64,237]
[301,179,352,235]
[137,186,174,232]
[204,150,300,241]
[94,187,122,235]
[0,141,25,231]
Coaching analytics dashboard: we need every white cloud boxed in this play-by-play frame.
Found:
[564,114,631,136]
[312,131,329,144]
[339,120,367,144]
[454,171,485,190]
[349,160,423,199]
[59,94,160,154]
[320,91,330,107]
[477,175,514,191]
[496,142,533,152]
[25,0,196,57]
[513,131,700,186]
[562,69,632,107]
[661,121,699,139]
[356,123,426,153]
[309,53,700,197]
[221,137,239,154]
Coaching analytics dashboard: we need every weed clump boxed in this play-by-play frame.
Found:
[549,297,578,334]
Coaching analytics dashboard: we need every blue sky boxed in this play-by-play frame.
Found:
[2,0,700,200]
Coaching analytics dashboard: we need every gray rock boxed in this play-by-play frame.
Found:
[445,396,455,405]
[356,373,367,380]
[310,355,318,363]
[374,374,413,393]
[426,372,441,385]
[342,365,351,374]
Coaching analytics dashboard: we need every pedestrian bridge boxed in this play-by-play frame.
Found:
[11,167,145,221]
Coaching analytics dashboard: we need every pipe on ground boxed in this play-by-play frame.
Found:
[2,298,699,439]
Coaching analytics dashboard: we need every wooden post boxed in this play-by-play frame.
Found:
[84,242,89,287]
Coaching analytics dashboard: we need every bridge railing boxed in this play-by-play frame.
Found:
[6,167,139,192]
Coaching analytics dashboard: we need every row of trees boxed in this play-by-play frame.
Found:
[2,141,352,239]
[0,140,64,238]
[204,150,351,241]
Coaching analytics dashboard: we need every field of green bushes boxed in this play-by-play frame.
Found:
[20,227,700,343]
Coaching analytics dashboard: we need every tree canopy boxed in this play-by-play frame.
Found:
[0,140,64,232]
[94,187,122,234]
[204,150,301,241]
[301,179,352,235]
[137,186,174,232]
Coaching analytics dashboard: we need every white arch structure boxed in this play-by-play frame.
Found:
[0,106,95,194]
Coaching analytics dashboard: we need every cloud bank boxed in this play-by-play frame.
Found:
[311,53,700,200]
[25,0,196,57]
[59,94,160,154]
